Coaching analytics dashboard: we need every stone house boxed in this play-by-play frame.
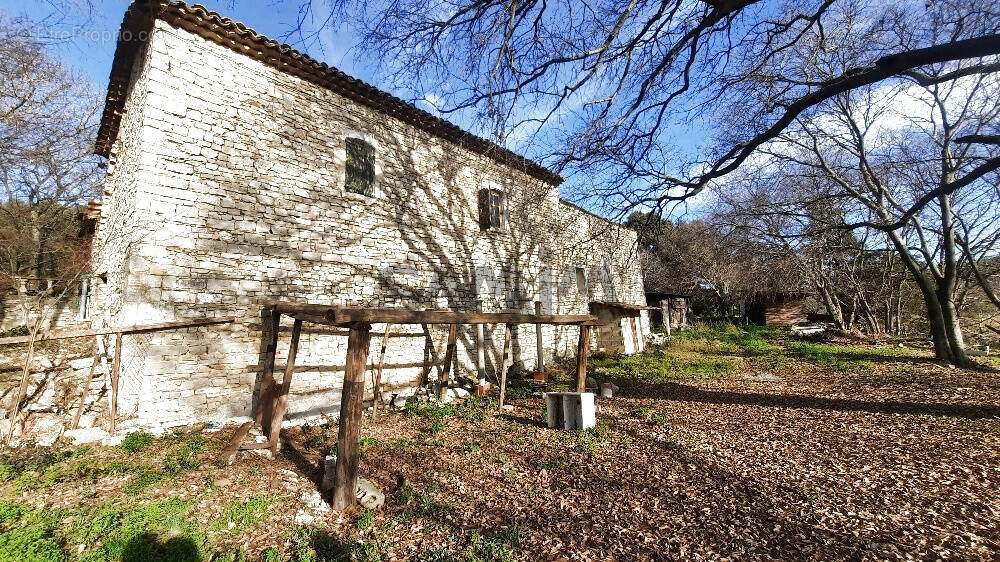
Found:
[89,0,647,430]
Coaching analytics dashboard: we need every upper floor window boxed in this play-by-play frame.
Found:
[345,137,375,196]
[478,188,504,231]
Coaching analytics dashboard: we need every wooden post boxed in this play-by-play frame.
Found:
[575,324,590,393]
[109,332,122,436]
[534,301,545,373]
[475,323,486,382]
[219,421,254,465]
[255,309,282,428]
[95,335,111,416]
[268,318,302,454]
[629,316,640,353]
[5,319,41,445]
[498,324,512,409]
[371,323,392,420]
[664,300,672,338]
[438,323,458,399]
[71,353,99,430]
[332,322,372,510]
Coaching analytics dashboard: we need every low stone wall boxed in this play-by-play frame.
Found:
[0,293,88,333]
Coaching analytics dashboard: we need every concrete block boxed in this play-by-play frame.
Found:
[545,392,595,431]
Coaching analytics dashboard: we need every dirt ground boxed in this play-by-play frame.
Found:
[2,327,998,561]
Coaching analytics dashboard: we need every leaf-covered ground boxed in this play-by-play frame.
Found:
[2,325,998,561]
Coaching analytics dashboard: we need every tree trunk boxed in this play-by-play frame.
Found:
[918,282,955,364]
[817,283,846,330]
[937,287,970,367]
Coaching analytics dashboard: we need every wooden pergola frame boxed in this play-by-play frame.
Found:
[233,300,601,510]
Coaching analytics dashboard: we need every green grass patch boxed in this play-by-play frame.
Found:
[118,431,155,454]
[213,494,271,532]
[672,323,781,356]
[592,351,735,388]
[572,420,611,456]
[787,342,871,373]
[0,518,66,562]
[287,525,357,562]
[162,434,206,475]
[455,395,493,422]
[122,466,163,496]
[419,524,525,562]
[632,406,671,426]
[76,498,207,562]
[400,485,454,521]
[459,441,482,453]
[404,398,456,435]
[357,507,376,531]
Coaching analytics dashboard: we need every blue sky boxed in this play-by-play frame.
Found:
[1,1,370,87]
[1,0,712,220]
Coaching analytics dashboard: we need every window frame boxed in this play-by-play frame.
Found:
[478,187,506,231]
[339,130,382,199]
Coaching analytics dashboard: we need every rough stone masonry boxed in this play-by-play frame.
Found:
[89,1,648,431]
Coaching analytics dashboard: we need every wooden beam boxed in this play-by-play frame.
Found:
[371,323,392,420]
[219,421,254,465]
[575,324,590,393]
[255,309,281,428]
[268,318,302,455]
[263,301,596,326]
[439,323,458,399]
[0,316,237,346]
[332,322,372,510]
[110,332,122,436]
[71,353,98,430]
[498,324,512,409]
[5,320,40,445]
[534,301,545,373]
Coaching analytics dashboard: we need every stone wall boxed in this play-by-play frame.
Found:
[91,19,647,430]
[0,292,87,333]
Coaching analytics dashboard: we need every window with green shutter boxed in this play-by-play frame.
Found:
[345,137,375,196]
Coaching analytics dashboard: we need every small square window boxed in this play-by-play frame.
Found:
[345,137,375,196]
[478,188,504,230]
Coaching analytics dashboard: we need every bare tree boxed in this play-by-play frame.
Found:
[0,20,102,304]
[718,31,1000,366]
[629,212,796,317]
[286,0,999,213]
